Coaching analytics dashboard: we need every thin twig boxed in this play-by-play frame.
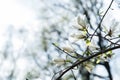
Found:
[91,73,108,79]
[71,70,77,80]
[90,0,114,41]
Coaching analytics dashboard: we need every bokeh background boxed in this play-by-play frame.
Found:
[0,0,120,80]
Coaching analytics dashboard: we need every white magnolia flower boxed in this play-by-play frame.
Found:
[71,33,86,39]
[53,58,66,65]
[72,15,87,31]
[26,69,40,79]
[62,46,74,53]
[102,17,120,37]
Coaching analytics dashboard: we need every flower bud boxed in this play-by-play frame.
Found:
[53,58,65,65]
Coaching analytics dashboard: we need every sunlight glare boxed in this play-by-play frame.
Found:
[0,0,36,27]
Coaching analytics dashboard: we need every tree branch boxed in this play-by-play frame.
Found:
[54,45,120,80]
[100,61,113,80]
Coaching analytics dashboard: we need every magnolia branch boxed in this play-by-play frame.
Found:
[54,45,120,80]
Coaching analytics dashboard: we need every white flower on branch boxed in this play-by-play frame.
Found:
[84,62,95,72]
[71,33,86,39]
[102,18,120,37]
[53,58,71,66]
[53,58,66,65]
[62,46,74,53]
[73,15,87,31]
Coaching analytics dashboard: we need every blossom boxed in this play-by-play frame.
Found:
[53,58,66,65]
[102,19,119,37]
[62,46,74,53]
[77,15,87,28]
[70,33,86,39]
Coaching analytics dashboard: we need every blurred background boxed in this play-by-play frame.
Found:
[0,0,120,80]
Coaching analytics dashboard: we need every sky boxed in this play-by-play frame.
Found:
[0,0,37,27]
